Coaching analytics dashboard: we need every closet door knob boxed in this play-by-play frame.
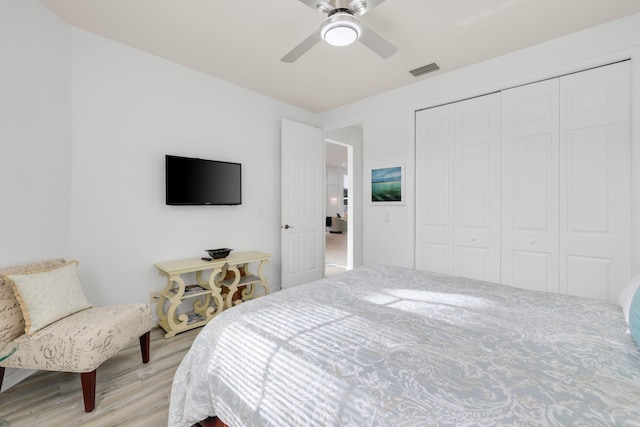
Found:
[470,237,476,242]
[529,239,536,244]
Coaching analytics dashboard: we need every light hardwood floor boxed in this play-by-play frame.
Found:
[0,326,199,427]
[325,231,347,277]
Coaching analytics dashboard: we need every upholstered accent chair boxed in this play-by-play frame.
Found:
[328,216,347,233]
[0,259,153,412]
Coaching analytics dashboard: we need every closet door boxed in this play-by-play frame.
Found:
[454,94,501,282]
[501,79,560,292]
[415,104,455,274]
[559,61,631,300]
[415,94,501,281]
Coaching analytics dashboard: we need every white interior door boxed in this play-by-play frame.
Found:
[559,61,631,300]
[454,94,501,282]
[501,79,560,292]
[281,118,324,289]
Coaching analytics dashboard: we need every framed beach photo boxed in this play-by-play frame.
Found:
[370,165,405,205]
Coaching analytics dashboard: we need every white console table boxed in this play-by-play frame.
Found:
[154,251,271,338]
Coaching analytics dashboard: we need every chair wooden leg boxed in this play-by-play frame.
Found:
[0,366,5,391]
[139,331,150,363]
[80,370,97,412]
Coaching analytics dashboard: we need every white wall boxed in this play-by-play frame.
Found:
[0,0,71,392]
[69,29,317,306]
[0,1,71,266]
[318,13,640,273]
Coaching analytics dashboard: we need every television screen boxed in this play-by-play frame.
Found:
[165,155,242,205]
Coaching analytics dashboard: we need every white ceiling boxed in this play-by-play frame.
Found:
[40,0,640,113]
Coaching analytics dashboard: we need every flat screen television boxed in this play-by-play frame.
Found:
[165,155,242,205]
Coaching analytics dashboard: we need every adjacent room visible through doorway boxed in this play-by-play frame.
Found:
[324,122,363,278]
[325,141,348,277]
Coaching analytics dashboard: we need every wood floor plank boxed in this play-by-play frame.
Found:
[0,327,200,427]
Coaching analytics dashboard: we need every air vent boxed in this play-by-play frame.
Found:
[409,63,440,77]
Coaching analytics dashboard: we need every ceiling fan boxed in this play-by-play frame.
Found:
[281,0,398,63]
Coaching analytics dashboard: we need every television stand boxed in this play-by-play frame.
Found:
[153,251,271,338]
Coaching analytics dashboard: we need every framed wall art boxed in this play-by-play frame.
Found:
[370,164,404,205]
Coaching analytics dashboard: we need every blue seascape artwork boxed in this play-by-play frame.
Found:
[371,166,402,202]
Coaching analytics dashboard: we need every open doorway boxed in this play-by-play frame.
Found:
[325,142,349,276]
[324,123,363,277]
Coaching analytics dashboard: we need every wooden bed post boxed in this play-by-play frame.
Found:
[197,416,229,427]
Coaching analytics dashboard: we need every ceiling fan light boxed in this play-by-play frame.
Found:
[320,13,361,47]
[323,25,359,46]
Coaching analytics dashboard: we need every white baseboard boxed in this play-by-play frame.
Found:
[1,368,36,392]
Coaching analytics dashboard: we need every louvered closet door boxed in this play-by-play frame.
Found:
[559,61,631,300]
[415,104,455,274]
[501,79,560,292]
[415,94,501,281]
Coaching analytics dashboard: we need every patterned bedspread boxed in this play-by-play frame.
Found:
[169,265,640,426]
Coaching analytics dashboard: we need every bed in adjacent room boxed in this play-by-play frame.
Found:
[169,265,640,427]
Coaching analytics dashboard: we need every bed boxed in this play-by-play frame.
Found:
[169,265,640,426]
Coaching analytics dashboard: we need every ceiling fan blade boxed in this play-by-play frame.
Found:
[281,31,321,63]
[349,0,387,16]
[358,21,398,59]
[297,0,333,14]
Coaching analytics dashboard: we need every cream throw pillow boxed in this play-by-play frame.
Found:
[7,260,91,336]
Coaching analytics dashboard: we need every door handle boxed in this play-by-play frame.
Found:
[283,224,294,230]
